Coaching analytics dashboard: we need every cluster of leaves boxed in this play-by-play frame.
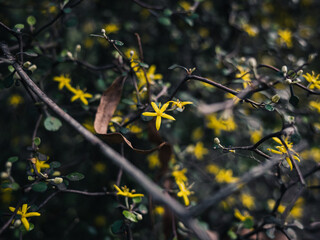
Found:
[1,0,320,239]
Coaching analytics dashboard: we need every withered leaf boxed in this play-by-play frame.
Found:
[100,132,168,153]
[94,77,126,134]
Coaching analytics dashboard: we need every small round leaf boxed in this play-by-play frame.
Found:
[66,172,85,181]
[44,116,62,131]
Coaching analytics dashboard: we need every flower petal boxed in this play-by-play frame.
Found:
[160,102,170,112]
[25,212,41,217]
[142,112,157,117]
[161,113,175,121]
[21,217,30,231]
[151,102,160,112]
[156,116,161,130]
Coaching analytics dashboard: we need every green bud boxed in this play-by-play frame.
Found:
[271,94,280,103]
[23,61,32,68]
[28,64,37,72]
[297,70,303,76]
[53,177,63,184]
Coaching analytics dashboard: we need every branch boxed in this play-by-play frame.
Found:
[0,43,210,240]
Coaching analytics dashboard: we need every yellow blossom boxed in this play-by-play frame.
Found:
[267,136,300,171]
[301,147,320,162]
[179,1,191,11]
[9,204,41,231]
[69,87,93,105]
[303,71,320,90]
[191,127,204,141]
[147,152,161,169]
[309,101,320,113]
[215,169,238,183]
[176,181,193,206]
[206,114,237,136]
[193,142,209,160]
[53,74,73,90]
[113,185,144,198]
[128,124,142,134]
[206,164,220,175]
[104,24,120,34]
[136,65,163,88]
[93,162,106,173]
[236,66,251,89]
[225,89,241,105]
[142,102,175,130]
[220,196,236,210]
[234,208,253,222]
[250,128,263,143]
[290,197,304,219]
[83,119,96,133]
[8,94,24,107]
[154,206,165,215]
[170,99,193,111]
[240,193,255,210]
[31,157,50,174]
[172,167,187,184]
[268,199,285,213]
[242,24,258,37]
[277,29,293,48]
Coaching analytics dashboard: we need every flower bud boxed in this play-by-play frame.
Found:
[28,64,37,72]
[28,176,35,181]
[281,65,288,74]
[285,78,292,84]
[129,50,134,57]
[271,94,280,103]
[214,137,220,145]
[52,171,61,177]
[101,28,106,34]
[308,53,317,63]
[248,58,257,68]
[53,177,63,184]
[136,213,143,220]
[75,44,81,52]
[297,70,303,76]
[6,162,12,168]
[13,219,21,228]
[23,61,32,68]
[66,51,73,59]
[1,172,9,179]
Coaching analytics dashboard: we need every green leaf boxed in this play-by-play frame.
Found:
[114,40,124,46]
[138,204,148,214]
[163,9,172,16]
[132,196,142,204]
[184,17,194,26]
[158,17,171,26]
[33,137,41,146]
[139,62,149,68]
[243,218,254,229]
[8,156,19,163]
[289,95,299,107]
[27,16,36,26]
[8,65,15,72]
[63,8,72,13]
[14,24,24,30]
[44,116,62,131]
[23,51,38,57]
[110,220,124,234]
[11,182,20,190]
[32,182,48,192]
[227,229,237,239]
[168,64,187,71]
[66,172,85,181]
[265,104,274,111]
[50,161,61,168]
[122,210,138,222]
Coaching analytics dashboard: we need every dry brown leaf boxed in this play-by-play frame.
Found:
[94,76,126,134]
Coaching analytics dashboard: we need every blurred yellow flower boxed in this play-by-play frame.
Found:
[268,199,285,213]
[206,164,219,175]
[240,193,255,210]
[154,206,165,215]
[147,152,161,169]
[215,169,238,183]
[236,66,251,89]
[303,71,320,90]
[277,29,293,48]
[93,162,106,173]
[309,101,320,113]
[136,65,163,87]
[70,87,93,105]
[242,24,258,37]
[301,147,320,162]
[234,208,252,222]
[206,114,237,136]
[193,142,209,160]
[172,167,187,184]
[176,181,193,206]
[250,128,263,143]
[104,24,120,34]
[8,94,24,107]
[53,74,73,90]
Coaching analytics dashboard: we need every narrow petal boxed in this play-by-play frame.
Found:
[80,97,89,105]
[21,217,30,231]
[151,102,160,113]
[113,184,122,193]
[25,212,41,217]
[285,157,293,171]
[272,137,282,145]
[84,93,93,98]
[293,155,301,162]
[161,113,175,121]
[267,148,282,155]
[22,204,28,214]
[142,112,157,117]
[156,116,161,130]
[160,102,170,112]
[9,207,16,212]
[71,95,79,102]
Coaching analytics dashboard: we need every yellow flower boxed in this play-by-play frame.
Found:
[170,99,193,111]
[303,71,320,90]
[70,87,93,105]
[35,158,50,174]
[225,89,241,105]
[179,1,191,11]
[277,29,293,48]
[309,101,320,113]
[142,102,175,131]
[104,24,120,34]
[267,137,300,171]
[53,74,72,90]
[8,94,24,107]
[9,204,41,231]
[154,206,165,215]
[206,164,220,175]
[220,196,236,210]
[250,128,263,144]
[267,199,285,213]
[301,147,320,162]
[93,162,106,173]
[191,127,204,141]
[193,142,209,160]
[113,185,144,198]
[136,65,163,88]
[242,24,258,37]
[172,167,187,184]
[236,66,251,89]
[176,182,193,206]
[83,119,96,133]
[215,169,238,183]
[128,125,142,134]
[147,152,161,169]
[240,193,255,210]
[290,197,304,219]
[206,114,237,136]
[234,208,252,222]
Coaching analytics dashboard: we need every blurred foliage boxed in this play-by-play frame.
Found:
[1,0,320,239]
